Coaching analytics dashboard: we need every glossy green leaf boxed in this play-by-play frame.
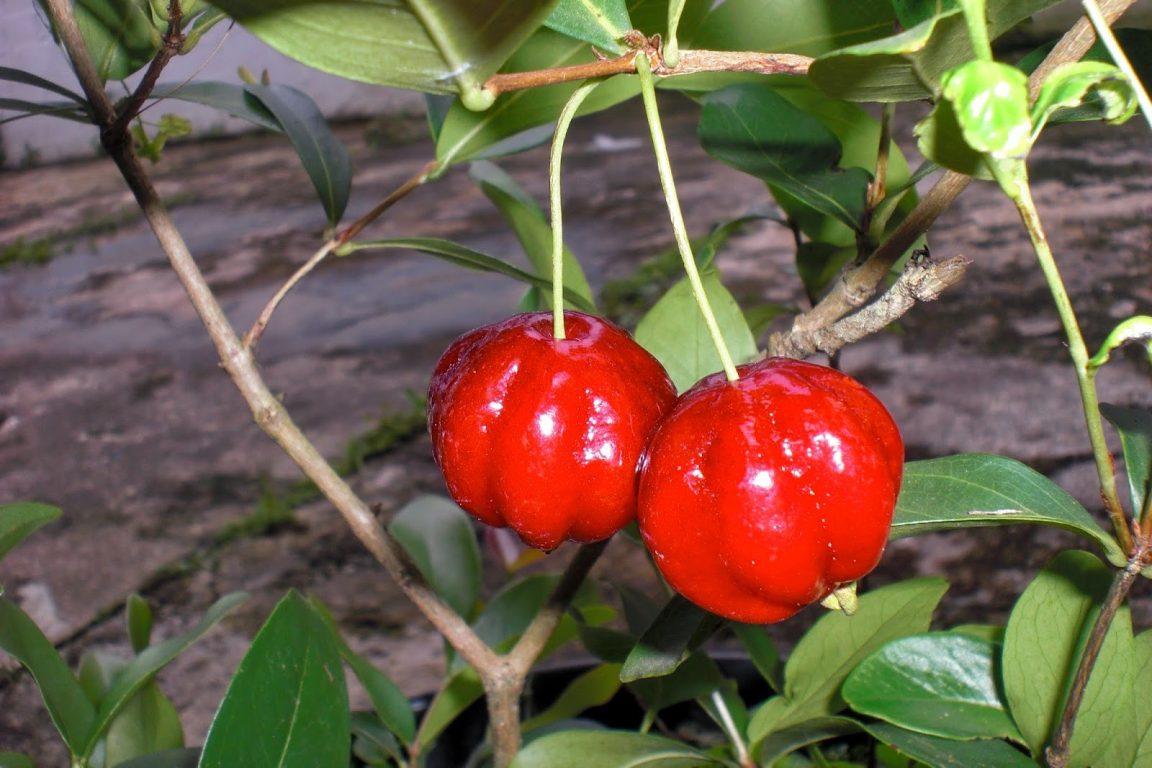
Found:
[731,623,783,692]
[207,0,556,103]
[0,598,95,755]
[809,0,1063,102]
[699,84,872,233]
[0,502,61,563]
[634,271,757,392]
[150,81,280,131]
[470,573,599,656]
[939,60,1031,158]
[756,716,862,766]
[414,667,483,748]
[469,161,595,310]
[435,28,639,167]
[388,495,482,620]
[619,595,724,682]
[891,454,1125,567]
[70,0,162,81]
[0,753,36,768]
[200,592,348,767]
[862,723,1038,767]
[510,729,716,767]
[126,593,153,654]
[103,680,185,766]
[114,748,201,768]
[1031,62,1137,135]
[843,633,1021,741]
[692,0,895,57]
[628,652,725,713]
[338,642,416,745]
[1100,404,1152,517]
[350,712,405,766]
[914,94,995,179]
[345,238,597,313]
[523,663,624,732]
[748,578,947,745]
[1134,630,1152,765]
[242,84,350,227]
[544,0,632,53]
[83,593,247,756]
[1003,551,1136,767]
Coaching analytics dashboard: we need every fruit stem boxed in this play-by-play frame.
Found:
[635,53,740,383]
[549,80,600,340]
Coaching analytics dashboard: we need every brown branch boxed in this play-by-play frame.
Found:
[782,0,1138,342]
[41,0,500,677]
[104,0,186,149]
[769,255,969,359]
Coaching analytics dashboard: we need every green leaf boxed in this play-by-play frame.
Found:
[691,0,895,57]
[0,65,88,104]
[634,271,757,392]
[0,502,61,562]
[388,495,482,620]
[1031,62,1137,135]
[1134,630,1152,765]
[699,84,872,233]
[619,595,724,682]
[544,0,632,53]
[414,667,483,749]
[510,729,716,767]
[861,722,1039,767]
[126,593,153,654]
[889,0,959,28]
[627,652,726,713]
[200,592,349,767]
[1003,551,1136,766]
[0,598,95,755]
[344,237,597,313]
[243,84,351,227]
[891,454,1125,567]
[731,623,783,692]
[338,643,416,746]
[522,663,623,732]
[0,98,91,124]
[1100,404,1152,517]
[150,81,281,131]
[113,748,201,768]
[70,0,163,81]
[843,633,1021,742]
[756,716,862,766]
[0,753,36,768]
[84,593,247,756]
[469,573,599,656]
[469,161,596,310]
[103,680,185,766]
[938,60,1031,158]
[748,578,947,745]
[207,0,556,104]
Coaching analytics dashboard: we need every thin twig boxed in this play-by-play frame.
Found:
[244,240,335,349]
[335,160,439,246]
[104,0,186,148]
[42,0,501,676]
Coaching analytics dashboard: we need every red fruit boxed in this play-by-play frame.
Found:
[428,311,678,551]
[637,358,903,624]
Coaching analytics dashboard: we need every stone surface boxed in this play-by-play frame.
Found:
[0,98,1149,761]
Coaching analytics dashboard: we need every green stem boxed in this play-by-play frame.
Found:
[998,161,1130,553]
[957,0,993,61]
[549,80,600,339]
[634,53,740,382]
[1082,0,1152,133]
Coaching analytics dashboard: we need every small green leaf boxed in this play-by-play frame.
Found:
[469,574,599,657]
[0,598,95,755]
[0,98,91,124]
[510,729,716,767]
[843,633,1021,742]
[544,0,632,53]
[861,722,1038,767]
[388,495,482,620]
[628,652,726,713]
[113,748,200,768]
[0,753,36,768]
[756,716,862,766]
[938,60,1031,158]
[522,663,623,732]
[619,595,724,682]
[126,593,153,654]
[84,593,247,756]
[1031,61,1137,135]
[634,271,757,392]
[345,238,597,313]
[338,643,416,746]
[1003,551,1136,766]
[469,161,596,311]
[414,667,483,749]
[1100,404,1152,517]
[731,623,783,693]
[200,592,349,767]
[0,66,88,104]
[243,84,351,227]
[150,81,280,131]
[103,680,184,766]
[748,578,947,745]
[0,502,61,562]
[892,454,1125,567]
[699,84,872,233]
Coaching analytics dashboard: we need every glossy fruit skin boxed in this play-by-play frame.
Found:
[428,311,678,551]
[637,357,904,624]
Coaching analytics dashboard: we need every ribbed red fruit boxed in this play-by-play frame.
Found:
[428,311,678,551]
[637,358,904,624]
